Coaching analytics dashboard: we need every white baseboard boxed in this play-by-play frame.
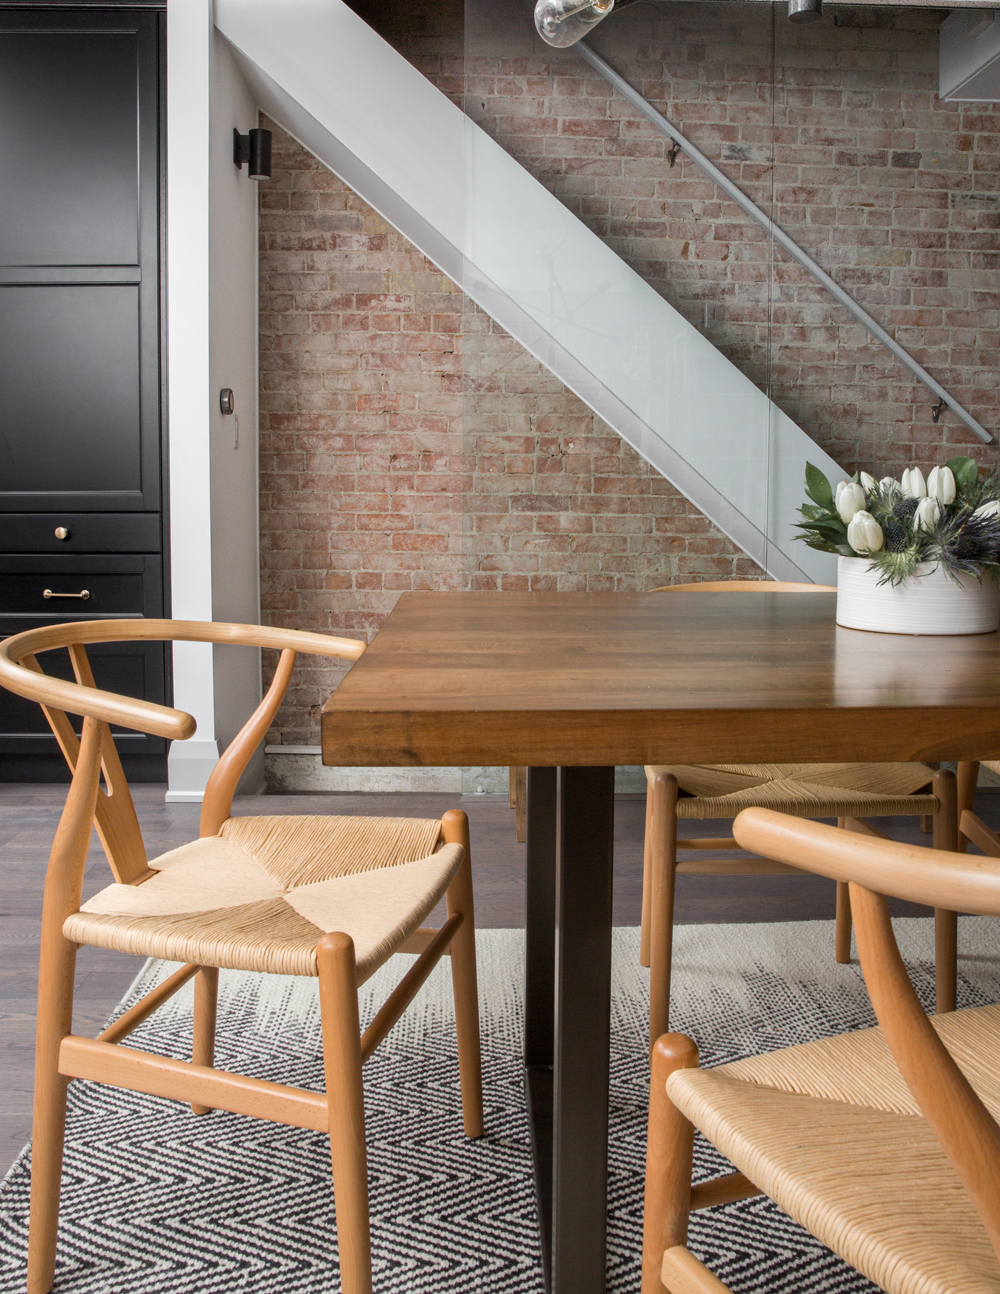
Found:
[262,752,648,795]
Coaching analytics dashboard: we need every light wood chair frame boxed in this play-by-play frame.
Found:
[641,806,1000,1294]
[957,759,1000,865]
[0,620,483,1294]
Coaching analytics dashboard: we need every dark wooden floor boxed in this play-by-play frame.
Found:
[2,783,997,1175]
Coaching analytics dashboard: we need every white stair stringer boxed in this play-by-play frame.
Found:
[215,0,840,583]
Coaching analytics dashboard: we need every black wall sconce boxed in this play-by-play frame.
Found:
[233,127,272,180]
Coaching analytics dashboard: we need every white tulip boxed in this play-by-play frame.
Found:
[901,467,927,499]
[859,472,876,492]
[835,481,866,524]
[847,511,884,554]
[915,497,941,533]
[926,465,956,505]
[880,476,898,492]
[974,500,1000,520]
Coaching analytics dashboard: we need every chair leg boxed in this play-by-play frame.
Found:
[514,766,527,844]
[835,883,852,964]
[933,769,959,1014]
[834,818,852,964]
[442,809,484,1138]
[27,929,77,1294]
[957,761,980,853]
[318,933,372,1294]
[640,782,654,968]
[642,1033,699,1294]
[190,966,219,1115]
[29,715,103,1294]
[648,773,679,1051]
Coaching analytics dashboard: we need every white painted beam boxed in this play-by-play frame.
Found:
[167,0,219,801]
[166,5,263,801]
[940,8,1000,101]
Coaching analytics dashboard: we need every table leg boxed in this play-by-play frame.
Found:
[524,765,615,1294]
[525,766,557,1284]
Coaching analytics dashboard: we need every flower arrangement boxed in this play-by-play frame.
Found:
[796,457,1000,586]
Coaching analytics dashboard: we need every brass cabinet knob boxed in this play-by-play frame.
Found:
[54,527,70,540]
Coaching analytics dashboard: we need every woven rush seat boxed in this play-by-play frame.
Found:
[65,815,461,981]
[645,762,938,821]
[667,1003,1000,1294]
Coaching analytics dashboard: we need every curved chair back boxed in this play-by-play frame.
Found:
[0,619,365,878]
[733,807,1000,1260]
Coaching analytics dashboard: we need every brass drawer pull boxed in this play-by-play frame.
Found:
[43,589,90,600]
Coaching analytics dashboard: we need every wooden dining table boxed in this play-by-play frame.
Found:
[320,589,1000,1294]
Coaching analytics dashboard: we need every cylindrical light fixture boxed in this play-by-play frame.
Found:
[788,0,822,23]
[248,128,272,180]
[233,127,273,180]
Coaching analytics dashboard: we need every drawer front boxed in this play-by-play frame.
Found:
[0,554,166,757]
[0,513,161,553]
[0,630,167,755]
[0,554,161,621]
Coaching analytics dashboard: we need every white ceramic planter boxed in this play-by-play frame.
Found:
[836,556,1000,635]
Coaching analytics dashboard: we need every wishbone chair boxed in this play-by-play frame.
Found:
[0,619,483,1294]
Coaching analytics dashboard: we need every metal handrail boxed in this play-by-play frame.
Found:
[578,41,992,445]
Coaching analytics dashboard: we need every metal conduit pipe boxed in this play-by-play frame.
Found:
[577,40,993,445]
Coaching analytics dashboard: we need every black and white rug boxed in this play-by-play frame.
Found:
[2,918,998,1293]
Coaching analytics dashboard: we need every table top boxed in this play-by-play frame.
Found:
[321,591,1000,766]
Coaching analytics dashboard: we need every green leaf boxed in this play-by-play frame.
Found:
[800,518,848,537]
[804,462,835,509]
[801,537,853,557]
[946,456,979,491]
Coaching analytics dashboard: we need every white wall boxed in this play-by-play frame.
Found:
[166,0,262,801]
[209,32,263,785]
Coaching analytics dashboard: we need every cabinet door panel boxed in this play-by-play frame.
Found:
[0,31,139,267]
[0,10,162,514]
[0,285,142,501]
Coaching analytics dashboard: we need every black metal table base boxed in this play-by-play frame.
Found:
[524,766,615,1294]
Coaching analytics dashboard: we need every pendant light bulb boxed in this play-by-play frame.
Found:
[534,0,615,48]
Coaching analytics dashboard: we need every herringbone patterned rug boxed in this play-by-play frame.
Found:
[1,919,998,1293]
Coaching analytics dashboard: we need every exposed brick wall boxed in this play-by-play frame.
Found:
[260,2,999,747]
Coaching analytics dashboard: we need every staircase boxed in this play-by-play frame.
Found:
[215,0,841,583]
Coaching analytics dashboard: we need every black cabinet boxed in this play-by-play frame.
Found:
[0,7,168,780]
